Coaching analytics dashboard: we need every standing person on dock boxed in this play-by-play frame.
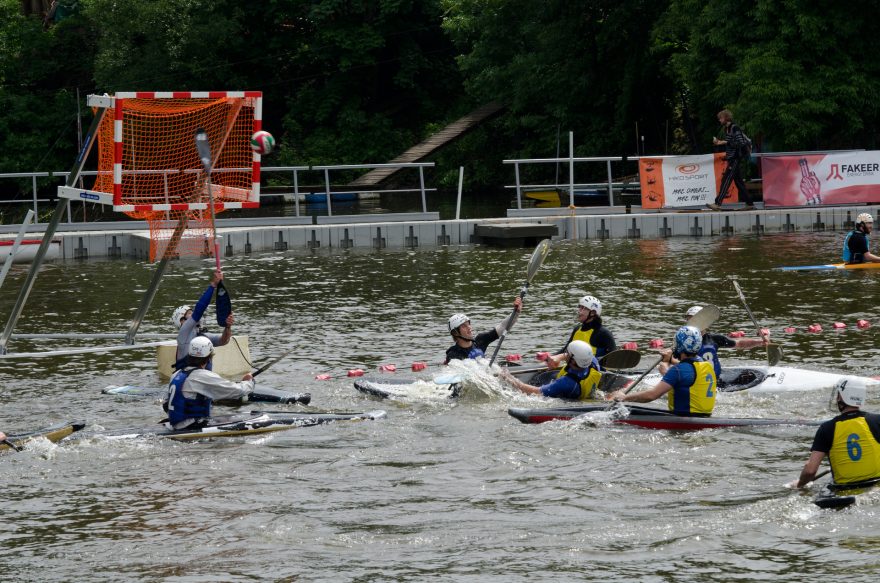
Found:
[170,269,234,372]
[790,377,880,488]
[500,340,603,400]
[843,213,880,264]
[545,295,616,368]
[707,109,754,211]
[607,326,717,416]
[445,297,522,364]
[166,337,254,429]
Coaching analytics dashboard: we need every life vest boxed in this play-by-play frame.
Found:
[167,368,212,425]
[565,365,603,400]
[667,360,717,415]
[843,230,868,263]
[467,346,485,359]
[698,338,721,378]
[829,414,880,484]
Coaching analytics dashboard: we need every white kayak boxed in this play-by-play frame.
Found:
[610,364,880,394]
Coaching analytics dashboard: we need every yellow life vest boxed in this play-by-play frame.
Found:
[829,415,880,484]
[667,360,716,415]
[557,327,596,379]
[575,367,603,401]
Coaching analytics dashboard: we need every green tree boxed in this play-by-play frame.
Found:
[654,0,880,151]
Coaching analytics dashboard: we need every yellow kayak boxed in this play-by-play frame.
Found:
[777,262,880,272]
[1,420,86,452]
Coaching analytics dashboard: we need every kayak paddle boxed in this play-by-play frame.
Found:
[487,239,551,367]
[1,437,22,452]
[599,348,641,371]
[252,347,298,378]
[732,280,780,366]
[611,304,721,405]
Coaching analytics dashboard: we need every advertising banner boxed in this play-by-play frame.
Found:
[639,154,729,209]
[762,151,880,207]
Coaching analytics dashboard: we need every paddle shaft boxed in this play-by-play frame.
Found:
[487,239,550,367]
[252,347,297,377]
[732,281,770,365]
[2,438,21,452]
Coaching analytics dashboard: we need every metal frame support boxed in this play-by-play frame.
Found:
[0,107,107,354]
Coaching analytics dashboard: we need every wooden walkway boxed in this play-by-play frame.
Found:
[347,102,505,188]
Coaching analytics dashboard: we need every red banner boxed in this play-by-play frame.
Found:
[639,153,729,209]
[762,151,880,207]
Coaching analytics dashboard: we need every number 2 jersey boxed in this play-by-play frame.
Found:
[812,411,880,484]
[660,357,717,416]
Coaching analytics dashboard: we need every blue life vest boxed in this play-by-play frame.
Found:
[167,368,212,425]
[698,340,721,378]
[843,231,868,262]
[467,346,485,359]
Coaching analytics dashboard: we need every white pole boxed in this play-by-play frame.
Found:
[455,166,464,220]
[569,131,575,207]
[0,210,36,291]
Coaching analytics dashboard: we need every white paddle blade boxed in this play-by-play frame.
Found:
[194,128,212,173]
[688,304,721,330]
[526,239,551,282]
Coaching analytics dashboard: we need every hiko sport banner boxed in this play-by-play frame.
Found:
[762,151,880,207]
[639,154,729,209]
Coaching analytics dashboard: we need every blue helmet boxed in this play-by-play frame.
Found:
[674,325,702,355]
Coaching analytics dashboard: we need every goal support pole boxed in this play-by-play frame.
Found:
[0,107,108,354]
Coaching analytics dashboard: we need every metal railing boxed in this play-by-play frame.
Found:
[503,156,626,209]
[0,162,436,223]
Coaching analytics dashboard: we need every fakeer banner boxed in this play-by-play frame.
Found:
[639,153,730,209]
[762,151,880,207]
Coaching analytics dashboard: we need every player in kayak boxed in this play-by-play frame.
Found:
[445,297,522,364]
[170,269,235,371]
[607,326,717,416]
[843,213,880,264]
[500,340,602,400]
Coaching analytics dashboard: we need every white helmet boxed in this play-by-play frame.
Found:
[566,340,594,367]
[448,313,470,332]
[685,306,703,318]
[857,213,874,225]
[832,376,867,408]
[188,336,215,358]
[578,295,602,316]
[170,305,191,330]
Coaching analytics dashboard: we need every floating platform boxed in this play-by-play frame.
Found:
[473,222,559,247]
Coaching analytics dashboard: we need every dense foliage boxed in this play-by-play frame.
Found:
[1,0,878,199]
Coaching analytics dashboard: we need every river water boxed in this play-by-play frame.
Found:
[1,231,879,582]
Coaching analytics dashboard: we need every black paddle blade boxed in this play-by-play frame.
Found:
[216,280,232,328]
[599,349,641,370]
[814,495,857,509]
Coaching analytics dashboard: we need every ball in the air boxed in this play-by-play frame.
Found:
[250,130,275,155]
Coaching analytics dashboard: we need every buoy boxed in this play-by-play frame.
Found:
[649,339,664,348]
[315,373,332,380]
[760,328,771,337]
[857,319,871,329]
[622,342,638,350]
[807,324,823,333]
[379,364,397,372]
[347,369,365,377]
[784,327,796,333]
[728,331,746,338]
[505,354,522,362]
[536,351,550,361]
[833,322,847,329]
[411,362,427,371]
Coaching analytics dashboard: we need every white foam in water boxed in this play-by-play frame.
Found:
[445,358,514,401]
[571,403,631,427]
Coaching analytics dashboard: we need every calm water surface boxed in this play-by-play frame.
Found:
[1,232,879,582]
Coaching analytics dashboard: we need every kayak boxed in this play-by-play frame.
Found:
[596,365,880,394]
[508,404,820,431]
[101,384,311,405]
[85,410,386,442]
[777,262,880,272]
[1,420,86,452]
[354,376,462,400]
[814,477,880,509]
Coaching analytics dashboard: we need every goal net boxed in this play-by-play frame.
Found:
[61,91,263,261]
